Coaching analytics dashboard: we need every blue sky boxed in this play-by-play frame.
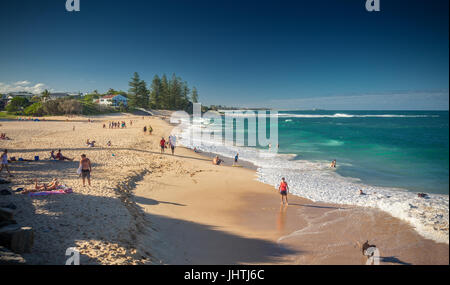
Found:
[0,0,448,110]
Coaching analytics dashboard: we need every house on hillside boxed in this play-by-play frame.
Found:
[48,93,71,100]
[97,94,128,107]
[7,92,34,101]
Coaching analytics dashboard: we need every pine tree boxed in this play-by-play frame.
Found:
[128,72,149,108]
[160,74,170,109]
[191,87,199,103]
[128,72,141,108]
[149,75,162,109]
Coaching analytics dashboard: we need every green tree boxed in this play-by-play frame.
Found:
[191,87,199,103]
[149,75,163,109]
[41,89,50,102]
[128,72,149,108]
[160,74,170,109]
[6,97,30,113]
[24,102,44,116]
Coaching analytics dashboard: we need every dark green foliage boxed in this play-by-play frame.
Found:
[128,72,149,109]
[146,73,199,112]
[5,97,31,113]
[24,102,44,116]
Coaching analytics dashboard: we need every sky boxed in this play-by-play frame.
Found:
[0,0,448,110]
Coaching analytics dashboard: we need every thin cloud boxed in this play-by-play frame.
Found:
[0,81,50,94]
[259,90,450,110]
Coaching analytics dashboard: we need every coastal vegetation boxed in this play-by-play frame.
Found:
[1,72,202,117]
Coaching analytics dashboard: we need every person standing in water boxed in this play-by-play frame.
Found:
[330,160,337,168]
[233,153,239,166]
[278,177,289,205]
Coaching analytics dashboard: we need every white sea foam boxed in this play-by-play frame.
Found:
[175,120,449,245]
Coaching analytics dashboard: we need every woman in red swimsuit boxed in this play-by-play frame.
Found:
[278,177,289,205]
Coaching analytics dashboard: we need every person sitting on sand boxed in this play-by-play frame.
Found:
[278,177,289,205]
[22,178,59,194]
[50,150,57,160]
[86,139,96,148]
[0,133,11,140]
[107,140,112,147]
[56,150,74,161]
[212,155,223,166]
[330,159,337,168]
[359,189,366,195]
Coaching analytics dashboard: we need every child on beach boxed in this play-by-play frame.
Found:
[212,155,223,166]
[0,149,13,177]
[278,177,289,205]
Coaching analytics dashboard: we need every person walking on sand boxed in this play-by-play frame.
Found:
[148,125,153,135]
[0,149,13,177]
[169,135,176,155]
[160,137,166,153]
[278,177,289,205]
[79,154,92,187]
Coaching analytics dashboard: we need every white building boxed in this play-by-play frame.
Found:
[97,94,128,107]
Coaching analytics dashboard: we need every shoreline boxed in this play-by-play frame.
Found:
[134,117,449,264]
[174,115,449,245]
[1,114,448,264]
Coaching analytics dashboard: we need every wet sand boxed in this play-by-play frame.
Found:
[133,118,449,265]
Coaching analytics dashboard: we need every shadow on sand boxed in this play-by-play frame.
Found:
[3,185,301,265]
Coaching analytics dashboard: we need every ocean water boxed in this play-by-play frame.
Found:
[174,110,449,244]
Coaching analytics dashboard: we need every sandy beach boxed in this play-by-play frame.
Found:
[0,114,448,265]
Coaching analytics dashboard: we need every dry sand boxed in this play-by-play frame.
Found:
[0,114,448,265]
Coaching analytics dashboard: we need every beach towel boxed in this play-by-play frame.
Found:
[28,185,73,197]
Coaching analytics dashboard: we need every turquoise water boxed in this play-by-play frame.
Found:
[178,110,449,243]
[276,111,449,195]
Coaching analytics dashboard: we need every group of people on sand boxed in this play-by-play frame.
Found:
[159,135,177,155]
[50,150,74,161]
[108,121,127,129]
[143,125,153,135]
[1,146,93,193]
